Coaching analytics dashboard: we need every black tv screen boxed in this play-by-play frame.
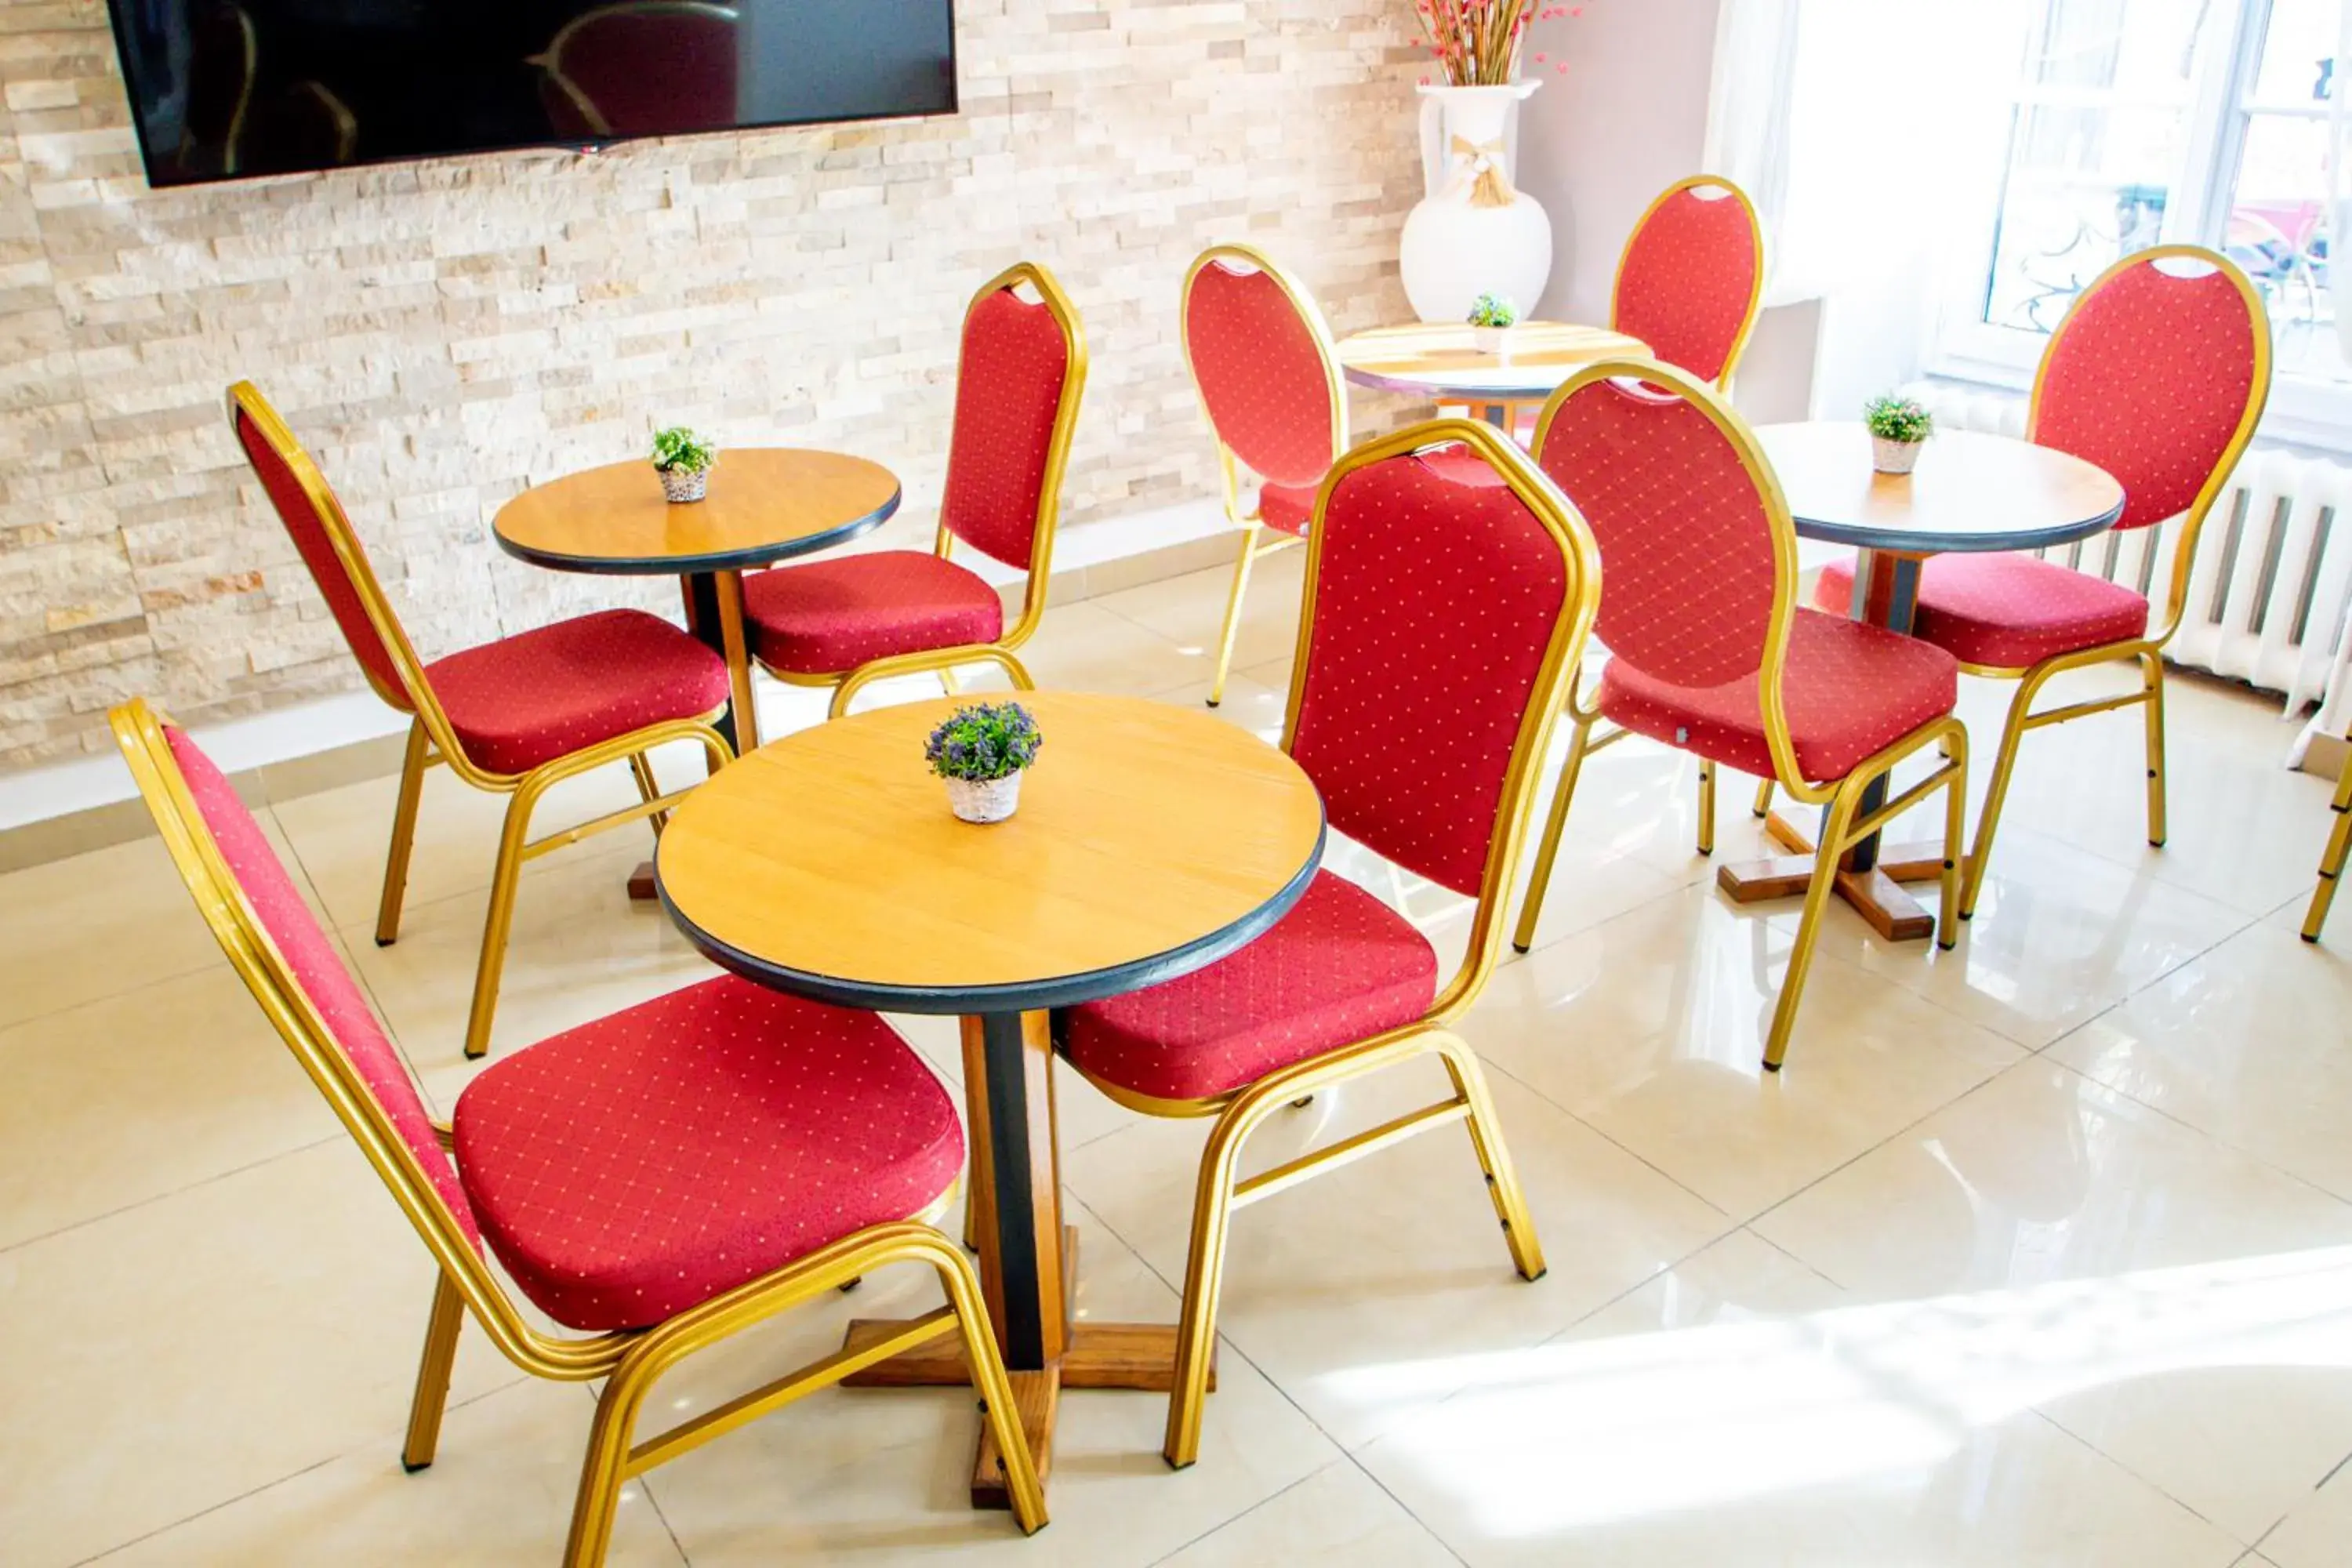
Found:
[107,0,958,187]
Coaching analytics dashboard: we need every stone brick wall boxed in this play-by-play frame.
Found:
[0,0,1424,769]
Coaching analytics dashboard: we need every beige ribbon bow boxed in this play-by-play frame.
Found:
[1450,135,1516,209]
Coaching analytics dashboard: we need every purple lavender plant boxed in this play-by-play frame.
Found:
[924,702,1043,782]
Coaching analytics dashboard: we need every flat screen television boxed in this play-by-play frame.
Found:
[106,0,958,187]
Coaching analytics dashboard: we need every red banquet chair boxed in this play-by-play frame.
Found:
[1611,175,1767,389]
[1512,359,1969,1071]
[109,699,1044,1566]
[1051,418,1602,1467]
[1178,245,1348,706]
[1811,246,2270,916]
[227,381,734,1061]
[742,261,1087,717]
[531,2,741,140]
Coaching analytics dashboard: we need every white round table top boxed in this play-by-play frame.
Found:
[1337,321,1650,402]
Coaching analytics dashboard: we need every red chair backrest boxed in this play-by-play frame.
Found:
[229,389,414,711]
[939,277,1078,571]
[1288,441,1575,897]
[1611,178,1764,387]
[1534,369,1784,689]
[1182,253,1341,488]
[537,2,740,140]
[2031,248,2267,532]
[159,720,480,1245]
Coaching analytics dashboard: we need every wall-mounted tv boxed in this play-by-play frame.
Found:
[107,0,958,188]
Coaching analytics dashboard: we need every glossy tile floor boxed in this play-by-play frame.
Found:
[7,549,2352,1566]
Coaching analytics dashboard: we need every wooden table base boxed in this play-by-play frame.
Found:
[1716,809,1944,943]
[837,1227,1218,1508]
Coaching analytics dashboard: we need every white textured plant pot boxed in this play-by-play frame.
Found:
[946,774,1022,825]
[1472,324,1515,359]
[659,465,711,503]
[1872,436,1924,475]
[1400,82,1552,325]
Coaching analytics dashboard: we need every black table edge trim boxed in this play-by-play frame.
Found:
[490,486,902,577]
[1792,490,2125,557]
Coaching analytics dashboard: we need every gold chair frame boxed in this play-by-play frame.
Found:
[111,696,1046,1563]
[226,382,734,1060]
[758,261,1089,719]
[1178,244,1351,708]
[1609,174,1768,391]
[2306,730,2352,940]
[1055,418,1602,1468]
[1507,358,1970,1072]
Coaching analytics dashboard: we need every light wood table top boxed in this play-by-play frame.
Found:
[656,691,1327,1013]
[1337,321,1650,403]
[492,448,902,575]
[1757,423,2125,556]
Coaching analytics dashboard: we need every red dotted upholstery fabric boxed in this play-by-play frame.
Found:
[1057,869,1439,1102]
[452,975,961,1332]
[1535,376,1778,688]
[1813,553,2154,669]
[1257,479,1319,537]
[1290,446,1570,897]
[743,550,1005,676]
[2035,259,2259,532]
[424,608,728,776]
[539,7,738,140]
[938,285,1073,571]
[163,726,481,1246]
[232,408,411,709]
[1599,608,1958,782]
[1611,183,1761,385]
[1185,259,1341,489]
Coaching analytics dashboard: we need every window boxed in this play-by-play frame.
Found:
[1938,0,2352,438]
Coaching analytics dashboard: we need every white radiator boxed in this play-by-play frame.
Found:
[1904,383,2352,764]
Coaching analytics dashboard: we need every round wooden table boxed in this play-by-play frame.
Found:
[1336,321,1649,429]
[654,690,1326,1507]
[492,448,902,757]
[1723,423,2125,941]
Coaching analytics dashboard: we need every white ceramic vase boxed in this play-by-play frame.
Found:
[1399,82,1553,325]
[1872,436,1924,476]
[946,773,1022,825]
[659,464,711,503]
[1472,324,1515,359]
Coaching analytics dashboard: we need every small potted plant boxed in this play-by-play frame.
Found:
[652,426,717,503]
[1468,292,1520,358]
[925,701,1044,824]
[1863,394,1933,476]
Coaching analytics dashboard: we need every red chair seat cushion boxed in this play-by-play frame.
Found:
[1599,608,1958,783]
[1258,480,1319,537]
[426,608,728,776]
[744,550,1005,675]
[1057,870,1438,1104]
[1814,552,2152,670]
[453,975,961,1333]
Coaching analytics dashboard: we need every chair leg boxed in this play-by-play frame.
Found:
[2142,651,2169,848]
[931,1240,1049,1534]
[463,782,540,1061]
[2306,757,2352,942]
[627,752,667,840]
[1697,760,1716,857]
[1431,1033,1545,1280]
[1163,1109,1252,1471]
[1762,778,1861,1073]
[375,718,430,947]
[401,1270,466,1472]
[1511,716,1594,954]
[1936,727,1968,950]
[1958,674,2044,920]
[1752,777,1775,818]
[564,1345,657,1568]
[1207,527,1261,709]
[940,666,960,696]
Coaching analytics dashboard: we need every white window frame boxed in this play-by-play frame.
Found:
[1928,0,2352,449]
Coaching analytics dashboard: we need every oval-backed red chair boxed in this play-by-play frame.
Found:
[1178,245,1348,706]
[1811,247,2270,916]
[1512,359,1970,1071]
[1611,176,1767,389]
[531,2,741,140]
[1051,419,1602,1468]
[742,262,1087,717]
[226,381,734,1060]
[109,699,1044,1565]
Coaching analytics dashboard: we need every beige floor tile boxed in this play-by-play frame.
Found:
[88,1378,687,1568]
[0,964,339,1250]
[641,1204,1341,1566]
[1155,1459,1459,1567]
[1091,549,1310,680]
[2265,1455,2352,1568]
[1471,884,2026,1220]
[1356,1227,2245,1567]
[1060,1051,1731,1453]
[1003,600,1219,698]
[0,1140,519,1568]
